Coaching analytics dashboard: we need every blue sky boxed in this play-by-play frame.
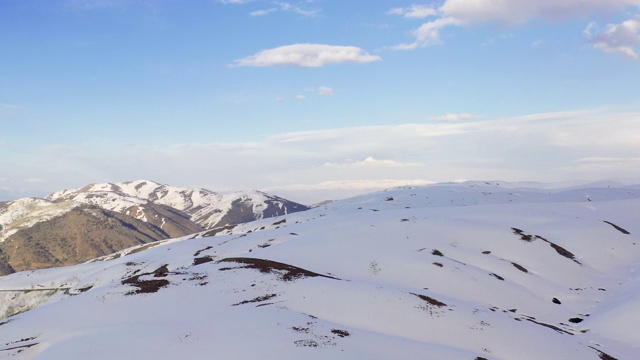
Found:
[2,0,640,203]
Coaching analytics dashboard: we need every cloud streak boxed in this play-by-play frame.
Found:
[428,112,477,122]
[249,2,319,17]
[233,44,381,67]
[388,5,437,19]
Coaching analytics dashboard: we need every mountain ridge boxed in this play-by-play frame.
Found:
[0,180,309,275]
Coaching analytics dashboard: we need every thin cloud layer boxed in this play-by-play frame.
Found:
[233,43,382,67]
[388,5,437,19]
[429,112,477,122]
[248,1,318,17]
[4,109,640,203]
[317,86,334,95]
[439,0,640,25]
[323,157,421,169]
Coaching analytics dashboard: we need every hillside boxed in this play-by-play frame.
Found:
[0,205,177,273]
[0,180,308,275]
[0,181,638,359]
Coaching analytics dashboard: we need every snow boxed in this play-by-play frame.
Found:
[45,180,298,229]
[1,181,639,359]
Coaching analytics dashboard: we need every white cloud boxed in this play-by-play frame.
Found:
[583,21,597,36]
[390,0,640,51]
[428,112,477,122]
[250,8,276,16]
[588,19,640,59]
[248,2,318,17]
[388,5,437,19]
[233,44,381,67]
[531,39,545,47]
[391,17,461,50]
[317,86,334,96]
[296,95,306,100]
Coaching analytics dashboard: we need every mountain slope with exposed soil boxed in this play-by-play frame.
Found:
[0,180,308,275]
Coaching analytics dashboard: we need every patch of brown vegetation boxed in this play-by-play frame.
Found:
[121,264,172,295]
[511,262,528,273]
[602,221,630,235]
[193,246,213,257]
[294,339,318,347]
[232,293,278,306]
[524,318,573,335]
[512,227,534,242]
[201,224,237,237]
[512,228,581,265]
[589,346,618,360]
[218,257,340,282]
[411,293,447,307]
[489,273,505,281]
[193,256,215,266]
[331,329,350,337]
[1,335,39,353]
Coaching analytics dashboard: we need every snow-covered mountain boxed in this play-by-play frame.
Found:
[0,180,308,275]
[1,180,638,359]
[47,179,309,229]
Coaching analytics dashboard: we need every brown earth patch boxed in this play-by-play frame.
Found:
[411,293,447,307]
[602,221,630,235]
[218,257,341,282]
[331,329,350,337]
[511,262,528,273]
[193,256,215,266]
[121,264,172,295]
[232,293,278,306]
[589,346,618,360]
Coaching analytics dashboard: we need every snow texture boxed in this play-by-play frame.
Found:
[1,180,639,359]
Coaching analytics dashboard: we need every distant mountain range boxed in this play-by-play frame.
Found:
[0,180,308,275]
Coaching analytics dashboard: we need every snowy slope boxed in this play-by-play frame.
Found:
[47,180,309,228]
[1,181,639,359]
